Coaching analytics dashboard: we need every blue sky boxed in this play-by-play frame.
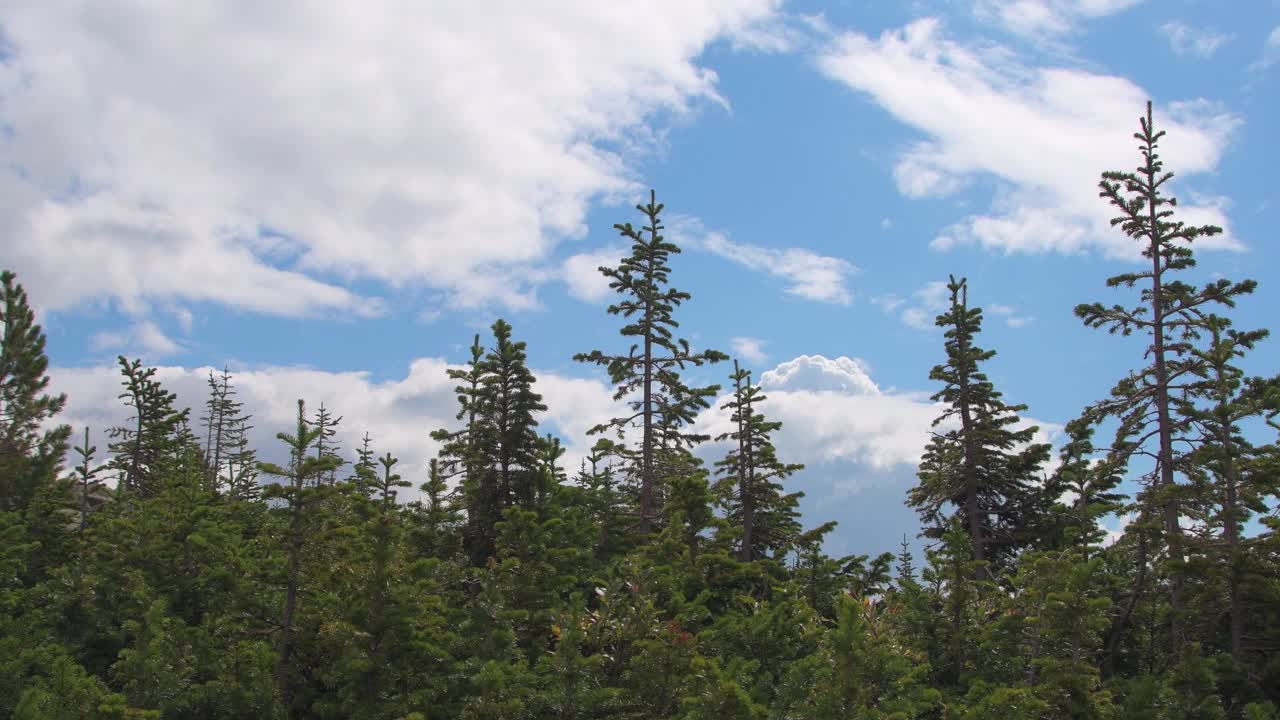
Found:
[3,0,1278,556]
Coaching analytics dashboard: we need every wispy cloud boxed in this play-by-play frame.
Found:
[730,336,770,365]
[975,0,1143,40]
[1160,22,1231,58]
[1257,26,1280,69]
[675,219,858,305]
[90,320,184,357]
[877,282,1030,330]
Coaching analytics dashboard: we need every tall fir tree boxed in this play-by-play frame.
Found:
[258,399,343,719]
[108,356,188,497]
[908,276,1050,577]
[67,426,106,532]
[574,189,727,533]
[1179,317,1272,661]
[1075,101,1257,647]
[199,366,249,492]
[432,333,491,564]
[0,270,71,512]
[477,319,547,511]
[311,402,343,485]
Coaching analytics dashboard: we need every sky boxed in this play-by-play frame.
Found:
[3,0,1278,557]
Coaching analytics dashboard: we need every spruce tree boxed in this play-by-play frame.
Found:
[908,276,1050,577]
[713,360,804,562]
[0,270,70,512]
[1075,101,1256,646]
[574,189,727,533]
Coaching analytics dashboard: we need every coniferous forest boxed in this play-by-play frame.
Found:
[3,104,1280,719]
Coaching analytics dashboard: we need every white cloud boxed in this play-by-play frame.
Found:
[877,280,1030,330]
[51,357,624,494]
[561,246,625,304]
[89,320,183,357]
[1259,26,1280,68]
[894,280,949,331]
[975,0,1143,39]
[1160,22,1231,58]
[170,307,194,334]
[871,294,906,313]
[676,219,858,304]
[987,302,1034,328]
[695,354,1061,486]
[730,336,770,366]
[818,18,1241,259]
[0,1,782,317]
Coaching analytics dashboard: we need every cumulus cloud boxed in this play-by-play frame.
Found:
[51,358,624,494]
[698,355,1060,492]
[818,18,1241,259]
[1160,22,1231,59]
[0,1,782,316]
[674,219,858,304]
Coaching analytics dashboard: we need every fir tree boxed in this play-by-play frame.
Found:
[258,399,343,719]
[1179,317,1272,660]
[1044,418,1126,553]
[477,319,546,511]
[908,276,1050,577]
[311,402,343,486]
[535,433,568,508]
[223,413,260,501]
[68,426,106,533]
[713,360,804,562]
[412,458,463,558]
[432,334,492,564]
[0,270,70,512]
[1075,101,1257,647]
[574,190,727,533]
[199,366,251,493]
[108,356,188,497]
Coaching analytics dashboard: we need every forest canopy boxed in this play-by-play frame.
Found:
[1,104,1278,720]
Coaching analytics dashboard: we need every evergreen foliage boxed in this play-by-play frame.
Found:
[0,271,70,512]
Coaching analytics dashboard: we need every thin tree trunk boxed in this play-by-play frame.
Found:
[1103,532,1149,678]
[955,284,985,578]
[639,258,655,535]
[1142,100,1183,648]
[278,494,304,719]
